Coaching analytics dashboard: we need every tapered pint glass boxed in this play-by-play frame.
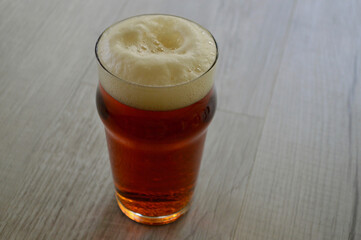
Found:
[95,14,218,225]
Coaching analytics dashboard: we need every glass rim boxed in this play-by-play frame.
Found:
[95,14,218,89]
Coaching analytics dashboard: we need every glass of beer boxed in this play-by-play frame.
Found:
[95,14,218,225]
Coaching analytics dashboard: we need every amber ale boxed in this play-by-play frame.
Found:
[97,84,216,223]
[95,14,217,225]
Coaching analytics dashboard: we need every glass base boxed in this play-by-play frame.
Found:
[115,194,189,225]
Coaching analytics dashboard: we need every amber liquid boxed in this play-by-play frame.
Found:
[96,84,216,220]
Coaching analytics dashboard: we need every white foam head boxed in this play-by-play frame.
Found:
[96,14,217,111]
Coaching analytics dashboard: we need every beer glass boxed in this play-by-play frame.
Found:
[95,15,218,225]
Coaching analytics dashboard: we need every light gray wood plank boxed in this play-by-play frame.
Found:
[234,0,361,239]
[0,83,263,239]
[0,84,110,239]
[2,0,359,238]
[214,0,296,117]
[0,0,128,218]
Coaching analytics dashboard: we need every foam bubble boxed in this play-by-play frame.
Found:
[96,15,217,111]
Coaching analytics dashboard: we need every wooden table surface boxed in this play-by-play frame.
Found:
[1,0,360,239]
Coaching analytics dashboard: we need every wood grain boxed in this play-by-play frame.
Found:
[213,0,297,117]
[1,0,360,239]
[234,0,361,239]
[0,0,128,233]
